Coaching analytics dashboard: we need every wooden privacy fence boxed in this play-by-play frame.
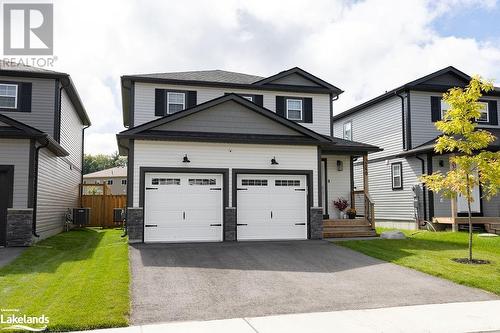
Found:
[80,184,127,227]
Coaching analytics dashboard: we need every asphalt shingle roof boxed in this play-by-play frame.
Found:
[129,70,264,84]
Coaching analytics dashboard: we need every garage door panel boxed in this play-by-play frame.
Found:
[237,174,307,241]
[144,173,223,243]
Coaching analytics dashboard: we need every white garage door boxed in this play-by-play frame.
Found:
[236,174,308,240]
[144,173,223,242]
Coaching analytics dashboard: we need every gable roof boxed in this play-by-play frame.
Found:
[117,93,379,154]
[0,113,68,156]
[333,66,500,121]
[84,166,127,178]
[0,62,91,126]
[121,67,342,127]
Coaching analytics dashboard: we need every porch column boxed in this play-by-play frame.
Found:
[362,154,370,223]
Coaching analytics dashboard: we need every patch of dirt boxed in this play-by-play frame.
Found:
[451,258,491,265]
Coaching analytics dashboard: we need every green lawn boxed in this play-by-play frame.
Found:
[0,228,129,332]
[335,229,500,295]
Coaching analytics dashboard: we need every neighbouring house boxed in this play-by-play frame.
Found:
[332,66,500,232]
[83,166,128,195]
[117,67,380,243]
[0,63,90,247]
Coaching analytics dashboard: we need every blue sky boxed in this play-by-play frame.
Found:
[434,4,500,41]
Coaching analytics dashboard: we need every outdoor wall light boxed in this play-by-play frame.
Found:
[271,156,279,165]
[182,154,191,163]
[439,160,444,167]
[337,160,343,171]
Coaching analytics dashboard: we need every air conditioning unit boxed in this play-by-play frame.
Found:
[73,208,90,225]
[113,208,125,223]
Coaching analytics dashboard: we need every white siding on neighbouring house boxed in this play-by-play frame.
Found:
[132,140,319,207]
[60,89,84,169]
[133,82,332,136]
[0,138,30,208]
[333,95,403,160]
[36,148,80,239]
[0,76,56,136]
[324,155,351,217]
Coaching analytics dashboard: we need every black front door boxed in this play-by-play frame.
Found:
[0,166,14,247]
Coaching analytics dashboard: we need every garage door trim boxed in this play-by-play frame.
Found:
[139,167,230,242]
[232,169,313,240]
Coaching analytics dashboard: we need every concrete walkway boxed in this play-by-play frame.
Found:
[0,247,25,268]
[74,300,500,333]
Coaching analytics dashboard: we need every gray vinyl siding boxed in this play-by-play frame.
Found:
[134,82,332,136]
[267,73,321,87]
[60,89,84,168]
[0,138,30,208]
[333,95,403,160]
[36,148,80,239]
[156,100,302,136]
[354,156,425,222]
[0,76,56,136]
[411,91,500,148]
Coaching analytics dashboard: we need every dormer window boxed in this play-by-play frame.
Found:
[167,92,185,114]
[286,98,303,121]
[0,84,18,109]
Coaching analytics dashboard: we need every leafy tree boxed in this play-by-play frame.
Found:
[421,76,500,263]
[83,152,127,175]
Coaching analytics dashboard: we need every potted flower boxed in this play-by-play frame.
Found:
[346,207,356,219]
[333,197,348,219]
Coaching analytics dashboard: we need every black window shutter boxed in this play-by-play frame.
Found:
[254,94,263,107]
[430,96,441,122]
[276,96,285,117]
[303,98,313,123]
[187,91,197,108]
[488,100,498,125]
[155,89,166,116]
[19,83,32,112]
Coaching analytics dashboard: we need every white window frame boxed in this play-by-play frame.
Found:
[391,162,403,190]
[286,98,303,121]
[0,83,18,109]
[343,121,352,141]
[167,92,185,114]
[477,102,489,123]
[242,95,254,102]
[440,99,450,119]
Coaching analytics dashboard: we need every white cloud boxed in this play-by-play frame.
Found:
[47,0,500,154]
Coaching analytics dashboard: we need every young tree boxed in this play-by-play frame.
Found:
[421,76,500,263]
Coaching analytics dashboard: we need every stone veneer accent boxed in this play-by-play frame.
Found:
[310,207,323,240]
[127,207,144,243]
[224,207,236,241]
[6,209,33,247]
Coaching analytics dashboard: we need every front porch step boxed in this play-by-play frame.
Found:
[323,230,377,238]
[486,223,500,235]
[323,220,371,227]
[322,218,377,238]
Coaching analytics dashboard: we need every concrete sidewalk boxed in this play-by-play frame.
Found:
[74,300,500,333]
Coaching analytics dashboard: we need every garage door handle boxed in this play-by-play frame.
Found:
[145,224,157,227]
[146,187,158,190]
[295,188,306,191]
[295,223,306,225]
[237,188,248,191]
[210,187,222,191]
[237,223,247,226]
[210,224,221,226]
[183,212,186,220]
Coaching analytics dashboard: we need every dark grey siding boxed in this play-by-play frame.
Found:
[155,100,302,136]
[0,76,56,136]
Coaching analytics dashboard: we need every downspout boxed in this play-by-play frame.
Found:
[32,135,49,238]
[330,93,339,137]
[395,91,406,150]
[415,155,427,223]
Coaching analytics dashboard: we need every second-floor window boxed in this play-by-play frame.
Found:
[441,99,489,122]
[286,99,303,121]
[343,121,352,141]
[0,84,18,109]
[167,92,185,114]
[391,162,403,190]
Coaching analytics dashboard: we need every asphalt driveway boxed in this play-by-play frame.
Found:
[129,240,497,325]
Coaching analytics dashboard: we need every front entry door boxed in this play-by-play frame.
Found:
[0,166,14,247]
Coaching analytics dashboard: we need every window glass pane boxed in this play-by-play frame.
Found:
[168,92,185,104]
[0,96,16,108]
[343,122,352,140]
[242,179,268,186]
[275,180,300,186]
[287,109,302,120]
[152,178,180,185]
[478,102,488,122]
[168,103,184,113]
[287,99,302,110]
[188,178,216,185]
